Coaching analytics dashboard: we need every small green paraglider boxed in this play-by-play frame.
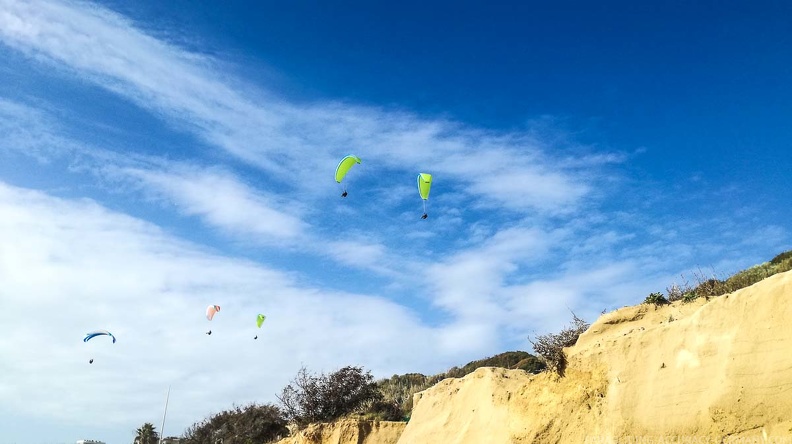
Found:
[417,173,432,219]
[254,314,266,339]
[335,155,361,197]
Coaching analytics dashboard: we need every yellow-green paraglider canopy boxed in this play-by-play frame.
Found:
[417,173,432,219]
[254,313,266,340]
[417,173,432,200]
[335,155,361,183]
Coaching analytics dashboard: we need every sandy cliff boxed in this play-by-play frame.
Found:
[275,418,406,444]
[283,270,792,443]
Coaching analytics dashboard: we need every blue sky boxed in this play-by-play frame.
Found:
[0,1,790,443]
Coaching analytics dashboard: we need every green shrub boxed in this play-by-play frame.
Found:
[644,292,668,306]
[373,373,435,420]
[664,250,792,305]
[691,277,727,298]
[513,355,546,374]
[182,403,288,444]
[722,264,776,292]
[445,351,539,379]
[681,291,699,304]
[770,250,792,265]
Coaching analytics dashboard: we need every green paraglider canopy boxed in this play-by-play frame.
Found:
[335,155,361,183]
[417,173,432,219]
[256,314,266,328]
[417,173,432,200]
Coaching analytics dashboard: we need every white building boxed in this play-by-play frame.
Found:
[76,440,105,444]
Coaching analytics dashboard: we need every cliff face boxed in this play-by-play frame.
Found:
[275,418,406,444]
[282,270,792,443]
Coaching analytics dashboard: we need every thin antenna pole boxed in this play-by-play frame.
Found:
[158,385,171,444]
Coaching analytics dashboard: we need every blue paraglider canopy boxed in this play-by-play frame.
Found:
[84,330,116,343]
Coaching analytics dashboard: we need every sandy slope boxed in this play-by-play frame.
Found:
[275,418,406,444]
[279,270,792,443]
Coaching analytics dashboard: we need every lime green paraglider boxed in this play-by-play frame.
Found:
[335,155,361,197]
[417,173,432,219]
[255,314,266,339]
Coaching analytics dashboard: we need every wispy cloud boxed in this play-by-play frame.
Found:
[0,97,76,160]
[326,239,387,268]
[122,165,308,240]
[0,97,417,281]
[0,0,617,216]
[423,225,567,352]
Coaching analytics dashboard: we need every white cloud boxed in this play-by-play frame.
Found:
[122,165,308,241]
[326,239,386,268]
[0,181,461,443]
[0,97,75,160]
[426,226,565,322]
[0,0,615,215]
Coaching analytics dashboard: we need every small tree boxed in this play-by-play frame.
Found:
[134,422,159,444]
[277,365,382,427]
[528,312,589,376]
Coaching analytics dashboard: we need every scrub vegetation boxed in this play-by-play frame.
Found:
[181,403,288,444]
[656,249,792,304]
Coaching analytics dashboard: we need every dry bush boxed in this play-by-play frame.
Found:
[666,275,693,302]
[528,312,590,376]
